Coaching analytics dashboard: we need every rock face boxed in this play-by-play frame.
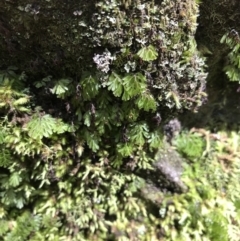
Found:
[153,142,186,192]
[179,0,240,129]
[139,141,186,209]
[196,0,240,87]
[0,0,207,114]
[197,0,240,51]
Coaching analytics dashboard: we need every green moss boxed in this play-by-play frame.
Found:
[2,1,240,241]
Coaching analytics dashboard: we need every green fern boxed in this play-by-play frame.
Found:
[26,114,71,139]
[135,91,157,111]
[51,78,72,99]
[0,149,12,167]
[122,73,146,100]
[174,132,206,160]
[0,84,30,113]
[0,220,9,236]
[206,211,228,241]
[81,74,99,100]
[26,114,56,139]
[107,72,123,97]
[220,32,240,82]
[4,211,41,241]
[137,45,158,61]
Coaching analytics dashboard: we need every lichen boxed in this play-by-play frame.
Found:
[0,0,207,114]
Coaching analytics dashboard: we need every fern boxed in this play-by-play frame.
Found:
[137,45,158,61]
[51,78,72,98]
[34,75,52,88]
[0,84,30,113]
[107,72,123,97]
[122,73,146,100]
[129,122,150,146]
[135,91,157,111]
[0,149,12,167]
[81,74,99,100]
[4,211,41,241]
[26,114,71,139]
[206,211,228,241]
[83,129,100,152]
[9,172,23,188]
[0,220,9,236]
[0,1,238,240]
[174,132,206,160]
[220,31,240,82]
[26,114,56,139]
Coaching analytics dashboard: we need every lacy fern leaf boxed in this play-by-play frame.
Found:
[0,150,12,167]
[137,45,158,61]
[51,78,72,98]
[26,114,70,139]
[27,114,56,139]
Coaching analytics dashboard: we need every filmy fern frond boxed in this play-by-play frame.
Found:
[26,114,71,139]
[0,149,13,167]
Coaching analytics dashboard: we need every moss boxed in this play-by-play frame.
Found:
[0,0,207,114]
[4,1,240,240]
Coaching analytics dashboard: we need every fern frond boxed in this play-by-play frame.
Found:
[13,97,29,106]
[26,114,71,139]
[0,149,13,167]
[26,114,56,139]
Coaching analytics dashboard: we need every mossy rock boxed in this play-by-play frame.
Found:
[0,0,207,114]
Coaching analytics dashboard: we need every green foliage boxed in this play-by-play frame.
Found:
[34,76,52,88]
[51,78,72,99]
[26,114,71,139]
[221,31,240,82]
[0,71,30,113]
[135,91,157,112]
[0,65,162,240]
[174,132,206,159]
[137,45,158,62]
[81,74,99,100]
[122,73,146,101]
[157,130,240,241]
[3,212,42,241]
[107,72,123,97]
[0,0,237,241]
[0,149,12,168]
[129,122,149,146]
